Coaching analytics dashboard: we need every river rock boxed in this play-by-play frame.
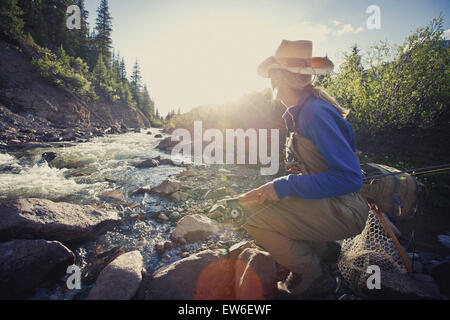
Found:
[202,186,232,200]
[0,198,120,242]
[156,136,178,151]
[41,152,57,163]
[164,241,174,251]
[176,169,196,178]
[157,213,169,223]
[208,203,226,219]
[0,239,75,299]
[170,191,189,201]
[145,249,235,299]
[151,179,181,196]
[168,211,181,221]
[155,242,165,255]
[99,190,123,201]
[235,248,278,300]
[152,155,179,166]
[135,158,159,169]
[154,134,162,138]
[170,214,220,243]
[88,251,144,300]
[129,185,153,197]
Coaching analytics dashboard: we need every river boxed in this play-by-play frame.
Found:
[0,129,224,299]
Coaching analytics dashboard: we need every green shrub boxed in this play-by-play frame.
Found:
[320,15,449,137]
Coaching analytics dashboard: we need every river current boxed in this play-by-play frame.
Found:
[0,129,228,299]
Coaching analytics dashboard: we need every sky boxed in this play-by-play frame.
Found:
[85,0,450,116]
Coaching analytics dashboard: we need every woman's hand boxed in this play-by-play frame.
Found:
[239,181,280,205]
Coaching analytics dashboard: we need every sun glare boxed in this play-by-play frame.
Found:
[142,15,281,112]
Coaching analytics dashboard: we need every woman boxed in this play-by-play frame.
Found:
[238,40,370,298]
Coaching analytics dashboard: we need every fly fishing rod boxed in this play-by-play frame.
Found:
[362,163,450,182]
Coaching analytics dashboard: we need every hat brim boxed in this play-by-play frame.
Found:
[257,56,334,78]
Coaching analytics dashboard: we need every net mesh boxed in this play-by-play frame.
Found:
[338,209,409,291]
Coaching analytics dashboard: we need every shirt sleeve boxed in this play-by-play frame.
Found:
[273,103,363,200]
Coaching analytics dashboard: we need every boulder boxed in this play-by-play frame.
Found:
[235,248,278,300]
[145,249,235,299]
[88,251,144,300]
[151,179,181,196]
[0,239,75,299]
[154,134,162,138]
[171,214,220,243]
[0,198,120,243]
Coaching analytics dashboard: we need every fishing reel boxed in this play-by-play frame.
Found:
[217,197,248,228]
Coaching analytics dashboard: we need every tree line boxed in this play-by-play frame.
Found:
[0,0,167,125]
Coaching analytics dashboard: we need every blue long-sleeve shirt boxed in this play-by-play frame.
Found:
[273,94,363,200]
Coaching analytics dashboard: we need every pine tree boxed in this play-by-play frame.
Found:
[0,0,24,37]
[73,0,90,61]
[19,0,47,45]
[95,0,113,62]
[140,85,154,121]
[130,58,142,107]
[111,50,121,82]
[93,53,108,81]
[119,57,127,82]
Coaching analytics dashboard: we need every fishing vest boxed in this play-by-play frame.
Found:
[283,95,425,218]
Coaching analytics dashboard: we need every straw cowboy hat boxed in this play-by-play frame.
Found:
[257,40,334,78]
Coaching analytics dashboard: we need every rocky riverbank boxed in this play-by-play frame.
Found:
[1,138,449,300]
[0,103,143,151]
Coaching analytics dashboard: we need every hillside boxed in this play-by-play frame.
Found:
[0,37,151,146]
